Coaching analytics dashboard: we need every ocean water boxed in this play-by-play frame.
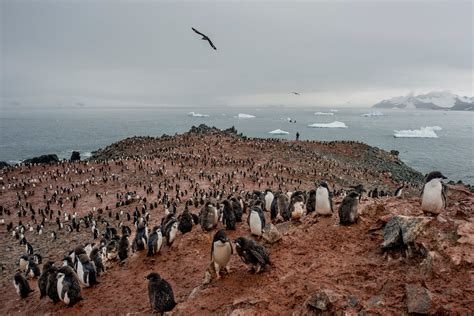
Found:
[0,106,472,184]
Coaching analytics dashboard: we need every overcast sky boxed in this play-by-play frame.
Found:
[1,0,472,108]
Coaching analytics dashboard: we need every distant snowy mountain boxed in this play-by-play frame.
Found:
[373,91,473,111]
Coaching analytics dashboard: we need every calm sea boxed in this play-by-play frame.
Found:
[0,106,472,184]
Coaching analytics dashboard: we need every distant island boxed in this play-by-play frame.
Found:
[372,91,473,111]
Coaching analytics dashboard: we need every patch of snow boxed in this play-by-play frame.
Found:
[268,129,289,135]
[329,109,339,112]
[393,126,441,138]
[308,121,348,128]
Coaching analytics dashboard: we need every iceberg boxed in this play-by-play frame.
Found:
[268,129,289,135]
[236,113,256,119]
[329,109,339,112]
[308,121,348,128]
[393,126,442,138]
[314,112,334,116]
[361,111,383,117]
[188,112,209,117]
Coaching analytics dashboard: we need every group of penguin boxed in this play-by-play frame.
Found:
[10,169,449,313]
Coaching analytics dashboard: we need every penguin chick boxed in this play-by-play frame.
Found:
[90,247,106,276]
[178,207,193,234]
[56,265,82,306]
[38,261,54,299]
[76,253,98,287]
[234,237,270,273]
[13,272,34,298]
[222,200,236,230]
[199,202,218,231]
[338,191,359,225]
[118,234,129,262]
[146,272,177,314]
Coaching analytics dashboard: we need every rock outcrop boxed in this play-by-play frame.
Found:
[22,154,59,165]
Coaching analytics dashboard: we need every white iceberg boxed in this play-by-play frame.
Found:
[308,121,348,128]
[314,112,334,116]
[268,129,289,135]
[236,113,256,119]
[393,126,442,138]
[188,111,209,117]
[361,111,384,117]
[329,109,339,112]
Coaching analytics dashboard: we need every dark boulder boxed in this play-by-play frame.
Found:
[390,150,399,157]
[0,161,9,169]
[381,215,431,250]
[70,151,81,162]
[405,284,432,314]
[23,154,59,165]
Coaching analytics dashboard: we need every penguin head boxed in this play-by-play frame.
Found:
[43,261,55,271]
[319,181,329,189]
[234,237,247,249]
[425,171,447,183]
[348,191,360,199]
[213,229,229,243]
[145,272,161,282]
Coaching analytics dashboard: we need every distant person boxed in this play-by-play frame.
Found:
[296,132,300,141]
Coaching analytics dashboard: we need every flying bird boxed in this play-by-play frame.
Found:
[192,27,216,50]
[291,92,300,95]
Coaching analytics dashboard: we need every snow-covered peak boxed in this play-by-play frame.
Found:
[373,91,473,110]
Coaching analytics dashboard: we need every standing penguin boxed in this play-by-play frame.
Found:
[248,205,265,236]
[19,254,29,272]
[90,247,105,276]
[338,191,359,225]
[271,193,290,221]
[221,200,236,230]
[132,222,148,252]
[26,258,41,279]
[146,272,177,314]
[38,261,55,299]
[211,229,233,278]
[118,233,129,262]
[421,171,448,215]
[230,197,243,222]
[13,272,34,298]
[76,252,98,287]
[306,189,316,214]
[264,189,274,212]
[289,191,306,220]
[56,265,82,306]
[164,218,178,247]
[394,185,404,198]
[315,181,333,216]
[147,226,163,256]
[235,237,270,273]
[46,264,60,303]
[178,205,193,234]
[199,201,218,231]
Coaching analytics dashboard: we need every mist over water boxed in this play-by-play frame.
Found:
[0,106,472,184]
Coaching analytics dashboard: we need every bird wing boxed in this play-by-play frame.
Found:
[207,38,217,50]
[250,245,269,265]
[191,27,206,37]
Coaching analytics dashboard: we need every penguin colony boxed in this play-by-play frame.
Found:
[0,130,450,313]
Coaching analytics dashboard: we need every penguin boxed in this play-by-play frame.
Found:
[199,201,218,231]
[177,206,193,234]
[306,189,316,213]
[394,185,403,198]
[315,181,333,216]
[132,222,147,252]
[33,253,42,265]
[38,261,55,299]
[106,239,118,260]
[121,225,132,236]
[26,258,41,279]
[371,187,379,198]
[211,229,233,278]
[289,191,306,220]
[164,218,178,247]
[221,200,236,230]
[21,238,34,255]
[271,193,290,221]
[19,254,29,272]
[51,231,57,240]
[248,205,265,236]
[90,247,106,276]
[84,242,95,257]
[230,197,243,222]
[146,272,177,314]
[421,171,448,215]
[264,189,274,212]
[76,252,98,287]
[62,256,75,269]
[56,265,83,306]
[147,226,163,257]
[118,234,129,262]
[234,237,270,273]
[338,191,359,225]
[46,265,60,303]
[13,272,34,298]
[350,184,366,201]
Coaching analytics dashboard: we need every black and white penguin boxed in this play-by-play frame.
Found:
[20,238,34,255]
[421,171,448,215]
[26,258,41,279]
[76,252,98,287]
[394,185,403,198]
[177,205,193,234]
[84,242,95,257]
[164,218,178,247]
[38,261,55,299]
[235,237,270,273]
[315,181,333,216]
[199,201,219,231]
[62,256,75,269]
[56,265,83,306]
[289,191,306,220]
[13,272,34,298]
[211,229,233,278]
[221,200,236,230]
[132,222,148,252]
[90,247,106,276]
[106,239,118,261]
[264,189,274,212]
[248,205,265,236]
[19,254,29,272]
[338,191,359,225]
[146,272,177,314]
[147,226,163,257]
[230,197,243,222]
[51,231,57,240]
[33,253,42,265]
[118,234,129,262]
[306,189,316,213]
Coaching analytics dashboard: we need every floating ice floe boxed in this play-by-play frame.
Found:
[236,113,256,119]
[187,112,210,117]
[314,112,334,116]
[361,111,383,117]
[329,109,339,112]
[308,121,348,128]
[393,126,442,138]
[268,129,289,135]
